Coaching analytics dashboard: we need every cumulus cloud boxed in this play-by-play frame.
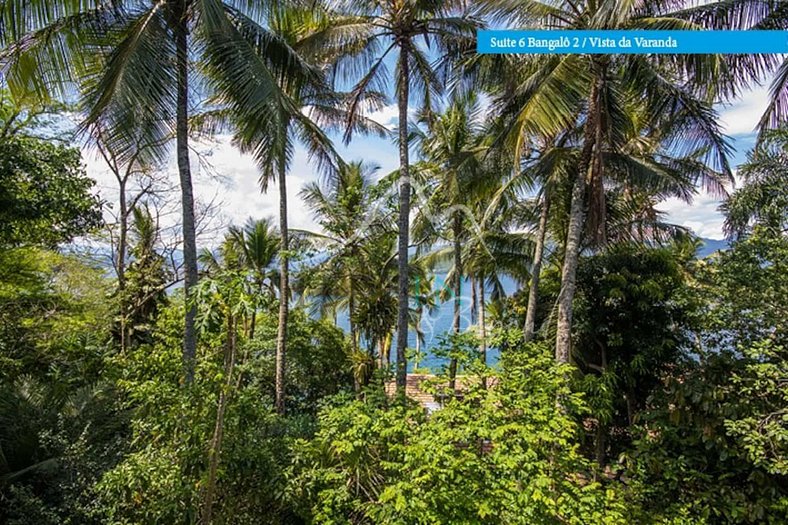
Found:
[84,79,773,248]
[84,135,322,249]
[718,84,770,136]
[655,192,726,240]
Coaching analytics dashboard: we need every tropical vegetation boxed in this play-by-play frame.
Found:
[1,0,787,523]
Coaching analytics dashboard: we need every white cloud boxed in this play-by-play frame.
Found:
[365,103,419,130]
[84,78,772,249]
[84,135,322,250]
[366,104,400,130]
[718,84,770,136]
[656,192,726,240]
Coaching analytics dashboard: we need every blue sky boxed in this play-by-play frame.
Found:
[83,81,769,246]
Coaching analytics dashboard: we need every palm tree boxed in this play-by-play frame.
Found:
[351,233,430,371]
[119,204,170,349]
[0,0,316,384]
[464,190,534,362]
[516,137,565,343]
[677,1,788,134]
[483,0,736,364]
[228,218,281,339]
[297,161,388,355]
[310,0,482,392]
[208,3,392,413]
[413,92,498,387]
[722,127,788,238]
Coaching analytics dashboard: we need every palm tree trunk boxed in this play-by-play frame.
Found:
[200,314,237,525]
[349,284,358,354]
[414,305,422,366]
[470,275,477,325]
[118,177,129,353]
[174,4,198,383]
[349,285,360,392]
[555,75,602,364]
[555,153,589,364]
[449,213,462,389]
[478,277,487,389]
[275,153,288,415]
[394,43,411,394]
[524,192,550,342]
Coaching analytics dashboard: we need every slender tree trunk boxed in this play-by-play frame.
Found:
[349,284,358,354]
[478,277,487,389]
[449,213,462,389]
[555,156,588,364]
[249,310,256,340]
[275,153,288,415]
[349,285,360,392]
[470,275,478,326]
[414,306,422,367]
[369,334,378,368]
[595,341,608,469]
[555,75,602,364]
[394,42,411,394]
[174,3,198,383]
[118,178,129,353]
[200,314,237,525]
[524,192,549,343]
[117,180,128,291]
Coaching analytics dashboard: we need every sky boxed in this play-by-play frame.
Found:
[83,82,770,245]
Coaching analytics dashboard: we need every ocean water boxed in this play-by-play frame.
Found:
[328,238,728,372]
[334,273,519,372]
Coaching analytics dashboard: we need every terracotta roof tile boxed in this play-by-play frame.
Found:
[384,374,499,412]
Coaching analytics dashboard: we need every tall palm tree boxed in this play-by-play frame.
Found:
[228,218,280,339]
[351,233,430,371]
[297,160,388,356]
[198,218,280,341]
[310,0,482,391]
[205,4,387,413]
[464,189,534,355]
[413,92,497,387]
[483,0,735,364]
[0,0,315,383]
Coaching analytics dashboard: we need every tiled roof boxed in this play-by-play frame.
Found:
[384,374,499,412]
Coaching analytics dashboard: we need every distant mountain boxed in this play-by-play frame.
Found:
[697,237,729,258]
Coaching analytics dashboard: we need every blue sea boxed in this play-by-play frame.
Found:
[328,238,727,372]
[333,273,518,372]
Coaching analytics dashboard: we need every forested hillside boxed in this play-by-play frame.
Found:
[1,1,786,523]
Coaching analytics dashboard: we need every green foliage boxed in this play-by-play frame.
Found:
[623,228,788,524]
[431,331,485,377]
[624,344,788,524]
[114,205,170,348]
[0,248,126,524]
[248,308,354,415]
[289,341,628,524]
[724,341,788,476]
[95,299,352,522]
[572,243,699,457]
[722,127,788,238]
[3,3,788,523]
[696,228,788,348]
[0,247,113,382]
[0,136,102,247]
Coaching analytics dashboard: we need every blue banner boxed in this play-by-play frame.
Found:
[477,30,788,54]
